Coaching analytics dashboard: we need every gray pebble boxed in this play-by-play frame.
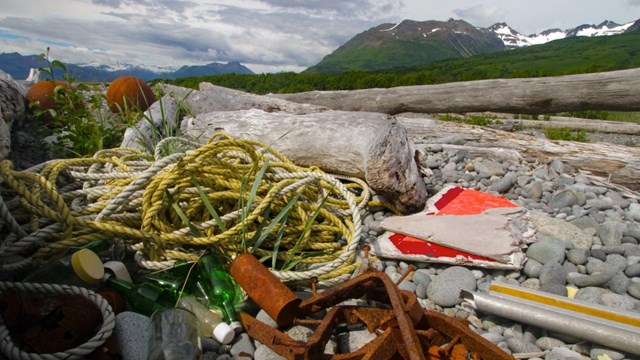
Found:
[415,283,427,299]
[253,345,283,360]
[625,262,640,277]
[539,282,568,296]
[526,239,566,264]
[590,345,626,360]
[539,262,566,286]
[397,279,416,293]
[601,293,636,311]
[229,333,255,358]
[627,282,640,299]
[607,271,631,294]
[575,287,610,305]
[606,254,629,273]
[411,269,432,287]
[523,259,543,278]
[547,189,580,209]
[599,221,627,246]
[627,203,640,221]
[481,332,505,344]
[506,337,541,353]
[427,266,477,307]
[114,311,150,360]
[567,271,614,287]
[534,336,566,351]
[566,248,589,265]
[546,347,584,360]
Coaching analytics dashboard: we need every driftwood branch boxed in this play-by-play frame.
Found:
[272,68,640,115]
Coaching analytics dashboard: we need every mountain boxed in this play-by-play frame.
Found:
[305,17,639,74]
[0,52,254,82]
[304,19,505,74]
[488,19,637,49]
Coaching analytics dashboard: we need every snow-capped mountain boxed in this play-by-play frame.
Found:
[487,19,638,49]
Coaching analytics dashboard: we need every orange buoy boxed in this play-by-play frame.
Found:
[106,76,156,113]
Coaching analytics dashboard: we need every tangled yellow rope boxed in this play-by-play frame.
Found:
[0,133,371,285]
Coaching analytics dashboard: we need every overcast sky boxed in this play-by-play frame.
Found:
[1,0,639,74]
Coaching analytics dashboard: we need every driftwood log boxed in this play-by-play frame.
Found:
[272,68,640,115]
[181,109,428,214]
[396,115,640,192]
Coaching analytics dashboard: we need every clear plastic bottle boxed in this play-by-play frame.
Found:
[196,254,242,332]
[177,295,235,344]
[21,248,105,286]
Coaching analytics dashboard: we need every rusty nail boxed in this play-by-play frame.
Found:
[395,264,415,286]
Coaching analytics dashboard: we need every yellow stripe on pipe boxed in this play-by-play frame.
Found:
[489,283,640,328]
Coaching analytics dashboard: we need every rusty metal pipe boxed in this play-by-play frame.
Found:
[229,253,301,327]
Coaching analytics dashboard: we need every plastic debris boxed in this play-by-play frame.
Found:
[370,186,536,269]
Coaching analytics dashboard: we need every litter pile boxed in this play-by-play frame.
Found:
[2,129,640,360]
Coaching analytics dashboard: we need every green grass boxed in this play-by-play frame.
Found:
[544,128,590,142]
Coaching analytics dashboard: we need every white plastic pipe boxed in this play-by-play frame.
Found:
[462,283,640,355]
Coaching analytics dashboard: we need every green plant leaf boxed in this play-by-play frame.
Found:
[191,176,227,232]
[166,190,202,237]
[250,193,300,254]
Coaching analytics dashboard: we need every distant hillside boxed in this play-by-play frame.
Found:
[304,19,505,74]
[168,27,640,95]
[0,52,254,81]
[305,17,640,74]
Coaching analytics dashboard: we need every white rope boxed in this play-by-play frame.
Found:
[0,281,115,360]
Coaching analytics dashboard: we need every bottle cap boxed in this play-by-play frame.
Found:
[71,249,105,284]
[229,321,243,334]
[212,322,235,344]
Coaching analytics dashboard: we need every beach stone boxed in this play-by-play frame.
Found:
[539,262,566,286]
[566,248,589,265]
[574,287,610,305]
[505,337,541,353]
[481,332,505,344]
[411,269,432,287]
[607,272,631,294]
[627,203,640,222]
[415,283,427,299]
[114,311,150,360]
[546,347,584,360]
[525,239,565,264]
[627,282,640,299]
[606,254,628,273]
[547,189,580,209]
[625,263,640,277]
[531,214,592,249]
[601,293,636,311]
[590,345,626,360]
[229,333,255,358]
[253,345,284,360]
[539,282,567,296]
[535,337,566,351]
[488,172,515,193]
[523,259,543,278]
[473,159,505,178]
[427,266,477,307]
[520,278,540,290]
[523,181,543,200]
[598,221,627,246]
[566,271,614,287]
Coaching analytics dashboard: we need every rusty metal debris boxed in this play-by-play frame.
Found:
[232,253,515,360]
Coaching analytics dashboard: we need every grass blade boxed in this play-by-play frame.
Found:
[191,176,227,232]
[250,193,300,253]
[166,190,202,237]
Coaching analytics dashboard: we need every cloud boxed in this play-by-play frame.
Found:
[628,0,640,5]
[453,4,507,27]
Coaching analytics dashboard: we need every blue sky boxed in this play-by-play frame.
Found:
[1,0,639,73]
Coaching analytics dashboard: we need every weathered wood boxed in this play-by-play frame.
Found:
[180,109,428,214]
[396,115,640,192]
[272,68,640,115]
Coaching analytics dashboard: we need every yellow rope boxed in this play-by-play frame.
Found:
[0,133,382,284]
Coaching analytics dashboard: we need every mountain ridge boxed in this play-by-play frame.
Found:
[0,52,254,82]
[305,17,640,73]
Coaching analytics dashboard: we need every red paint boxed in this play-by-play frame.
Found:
[389,233,496,262]
[431,187,518,215]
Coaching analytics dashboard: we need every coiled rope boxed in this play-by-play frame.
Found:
[0,281,114,360]
[0,132,370,285]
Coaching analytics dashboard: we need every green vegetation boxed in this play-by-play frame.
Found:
[30,49,180,158]
[438,113,503,126]
[162,30,640,95]
[30,49,125,157]
[544,128,590,142]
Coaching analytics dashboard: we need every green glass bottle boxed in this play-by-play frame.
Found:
[103,274,177,316]
[196,254,242,332]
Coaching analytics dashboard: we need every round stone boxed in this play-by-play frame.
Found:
[426,266,477,307]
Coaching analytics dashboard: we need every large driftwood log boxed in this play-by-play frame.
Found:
[272,68,640,115]
[396,115,640,192]
[181,109,428,214]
